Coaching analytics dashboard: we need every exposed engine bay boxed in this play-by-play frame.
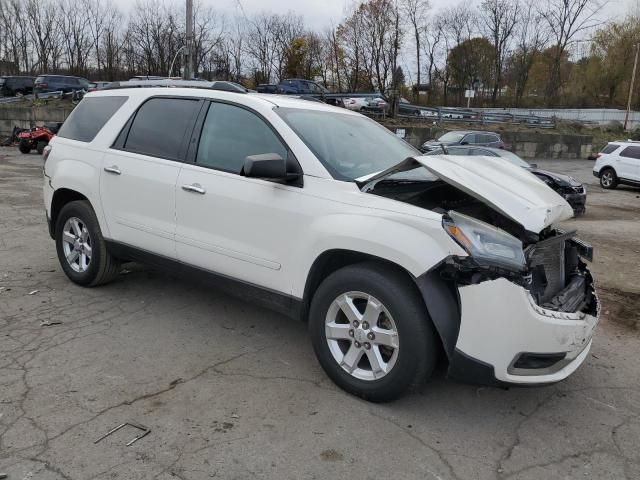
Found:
[369,179,598,316]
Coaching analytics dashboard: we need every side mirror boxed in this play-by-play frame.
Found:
[243,153,287,179]
[460,141,468,145]
[529,163,538,168]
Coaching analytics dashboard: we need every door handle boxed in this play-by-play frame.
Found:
[104,166,121,175]
[181,183,206,195]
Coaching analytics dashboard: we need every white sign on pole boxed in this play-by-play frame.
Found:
[464,89,475,98]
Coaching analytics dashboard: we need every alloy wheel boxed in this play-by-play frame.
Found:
[601,171,613,187]
[325,291,399,381]
[61,217,92,273]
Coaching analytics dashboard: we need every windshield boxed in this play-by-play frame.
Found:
[437,132,466,142]
[496,150,530,167]
[276,107,421,181]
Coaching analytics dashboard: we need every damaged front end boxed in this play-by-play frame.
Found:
[363,154,600,383]
[438,213,598,318]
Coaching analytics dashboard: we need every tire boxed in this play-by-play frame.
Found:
[36,140,48,155]
[18,140,31,154]
[309,262,438,402]
[599,168,618,189]
[55,200,120,287]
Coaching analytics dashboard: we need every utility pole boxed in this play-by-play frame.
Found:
[184,0,194,79]
[624,43,639,131]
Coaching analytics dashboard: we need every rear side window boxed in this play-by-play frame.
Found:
[601,144,619,154]
[124,97,199,160]
[620,146,640,159]
[57,96,128,142]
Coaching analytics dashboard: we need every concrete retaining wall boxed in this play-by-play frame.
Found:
[0,106,72,135]
[386,125,593,159]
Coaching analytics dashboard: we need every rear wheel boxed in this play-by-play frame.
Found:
[600,168,618,189]
[309,262,438,402]
[36,140,48,155]
[18,140,31,154]
[55,200,120,286]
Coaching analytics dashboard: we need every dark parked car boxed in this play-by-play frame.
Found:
[256,83,279,93]
[34,75,90,94]
[420,130,506,152]
[278,78,328,95]
[426,145,587,214]
[0,76,35,96]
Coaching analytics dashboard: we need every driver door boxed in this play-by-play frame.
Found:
[174,101,305,294]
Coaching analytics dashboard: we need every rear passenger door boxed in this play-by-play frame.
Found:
[618,146,640,181]
[174,100,303,293]
[100,97,201,258]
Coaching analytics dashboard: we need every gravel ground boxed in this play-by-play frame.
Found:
[1,147,639,480]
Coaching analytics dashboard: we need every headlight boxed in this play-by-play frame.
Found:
[442,211,526,272]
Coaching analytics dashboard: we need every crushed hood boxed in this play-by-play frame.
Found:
[361,155,574,233]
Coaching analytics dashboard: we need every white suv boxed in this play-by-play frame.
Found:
[593,140,640,189]
[43,82,600,401]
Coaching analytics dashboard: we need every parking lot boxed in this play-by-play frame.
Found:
[1,147,639,480]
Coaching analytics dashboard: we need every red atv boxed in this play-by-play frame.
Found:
[17,122,62,154]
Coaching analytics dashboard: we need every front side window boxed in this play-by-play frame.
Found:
[463,134,477,144]
[196,102,287,174]
[620,146,640,159]
[58,96,128,142]
[124,97,199,160]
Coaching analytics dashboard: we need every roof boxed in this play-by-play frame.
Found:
[90,86,355,115]
[447,130,499,135]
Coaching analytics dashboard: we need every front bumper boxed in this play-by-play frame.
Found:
[43,173,55,239]
[563,192,586,214]
[450,275,599,385]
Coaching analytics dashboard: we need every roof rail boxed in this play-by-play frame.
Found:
[103,79,249,93]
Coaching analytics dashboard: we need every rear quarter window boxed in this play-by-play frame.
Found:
[600,144,620,154]
[57,96,128,142]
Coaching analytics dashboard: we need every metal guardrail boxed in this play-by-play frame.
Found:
[393,104,555,128]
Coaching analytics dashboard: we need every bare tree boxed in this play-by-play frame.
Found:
[401,0,430,100]
[509,3,548,105]
[480,0,519,105]
[422,14,444,102]
[539,0,604,105]
[59,0,92,74]
[25,0,62,72]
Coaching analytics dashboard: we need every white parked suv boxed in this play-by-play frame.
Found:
[43,81,600,401]
[593,140,640,189]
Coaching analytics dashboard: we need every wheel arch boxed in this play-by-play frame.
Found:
[300,249,458,361]
[49,188,90,239]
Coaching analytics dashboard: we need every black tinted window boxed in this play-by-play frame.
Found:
[601,144,619,154]
[58,96,128,142]
[124,98,199,160]
[620,146,640,159]
[196,103,287,173]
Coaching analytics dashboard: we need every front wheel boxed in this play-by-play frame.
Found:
[36,140,48,155]
[55,200,120,286]
[309,262,438,402]
[599,168,618,189]
[18,139,31,154]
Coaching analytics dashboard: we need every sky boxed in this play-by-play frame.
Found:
[115,0,639,31]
